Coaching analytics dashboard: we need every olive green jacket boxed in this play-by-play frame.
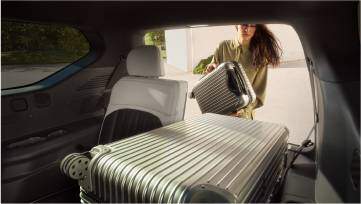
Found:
[210,39,268,119]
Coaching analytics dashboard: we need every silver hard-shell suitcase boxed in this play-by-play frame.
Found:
[190,61,256,114]
[61,113,288,203]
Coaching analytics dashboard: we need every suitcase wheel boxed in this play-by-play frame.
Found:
[61,153,90,180]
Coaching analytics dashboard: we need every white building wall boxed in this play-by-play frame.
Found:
[267,24,305,61]
[189,26,236,68]
[164,29,190,71]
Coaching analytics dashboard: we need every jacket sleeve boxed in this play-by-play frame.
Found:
[250,66,268,109]
[210,41,224,65]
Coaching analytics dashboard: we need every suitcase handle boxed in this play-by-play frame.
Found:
[230,61,257,104]
[188,91,195,99]
[226,71,241,96]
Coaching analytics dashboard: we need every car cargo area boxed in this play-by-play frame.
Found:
[2,1,359,203]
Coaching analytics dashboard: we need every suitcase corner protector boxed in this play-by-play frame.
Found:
[183,184,237,203]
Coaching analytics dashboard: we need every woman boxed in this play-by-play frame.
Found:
[204,24,282,119]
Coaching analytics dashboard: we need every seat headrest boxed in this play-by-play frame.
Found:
[126,45,165,77]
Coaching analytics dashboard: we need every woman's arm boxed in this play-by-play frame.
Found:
[203,42,225,74]
[250,66,268,109]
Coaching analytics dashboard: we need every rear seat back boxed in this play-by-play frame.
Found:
[98,45,188,144]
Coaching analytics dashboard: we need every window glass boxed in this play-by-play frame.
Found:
[1,21,90,89]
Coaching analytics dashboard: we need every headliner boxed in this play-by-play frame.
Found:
[2,1,360,82]
[2,1,354,29]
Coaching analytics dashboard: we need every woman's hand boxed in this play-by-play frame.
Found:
[203,63,218,75]
[229,111,239,117]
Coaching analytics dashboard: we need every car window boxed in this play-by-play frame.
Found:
[1,21,90,89]
[144,24,312,145]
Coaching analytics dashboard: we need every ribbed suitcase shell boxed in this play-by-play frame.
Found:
[191,62,256,114]
[80,113,288,203]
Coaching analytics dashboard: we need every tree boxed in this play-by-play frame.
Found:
[144,31,165,50]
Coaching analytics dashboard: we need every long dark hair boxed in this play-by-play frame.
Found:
[249,24,282,68]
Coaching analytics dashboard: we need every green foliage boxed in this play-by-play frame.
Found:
[1,21,90,65]
[144,31,165,47]
[193,55,213,74]
[144,30,166,59]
